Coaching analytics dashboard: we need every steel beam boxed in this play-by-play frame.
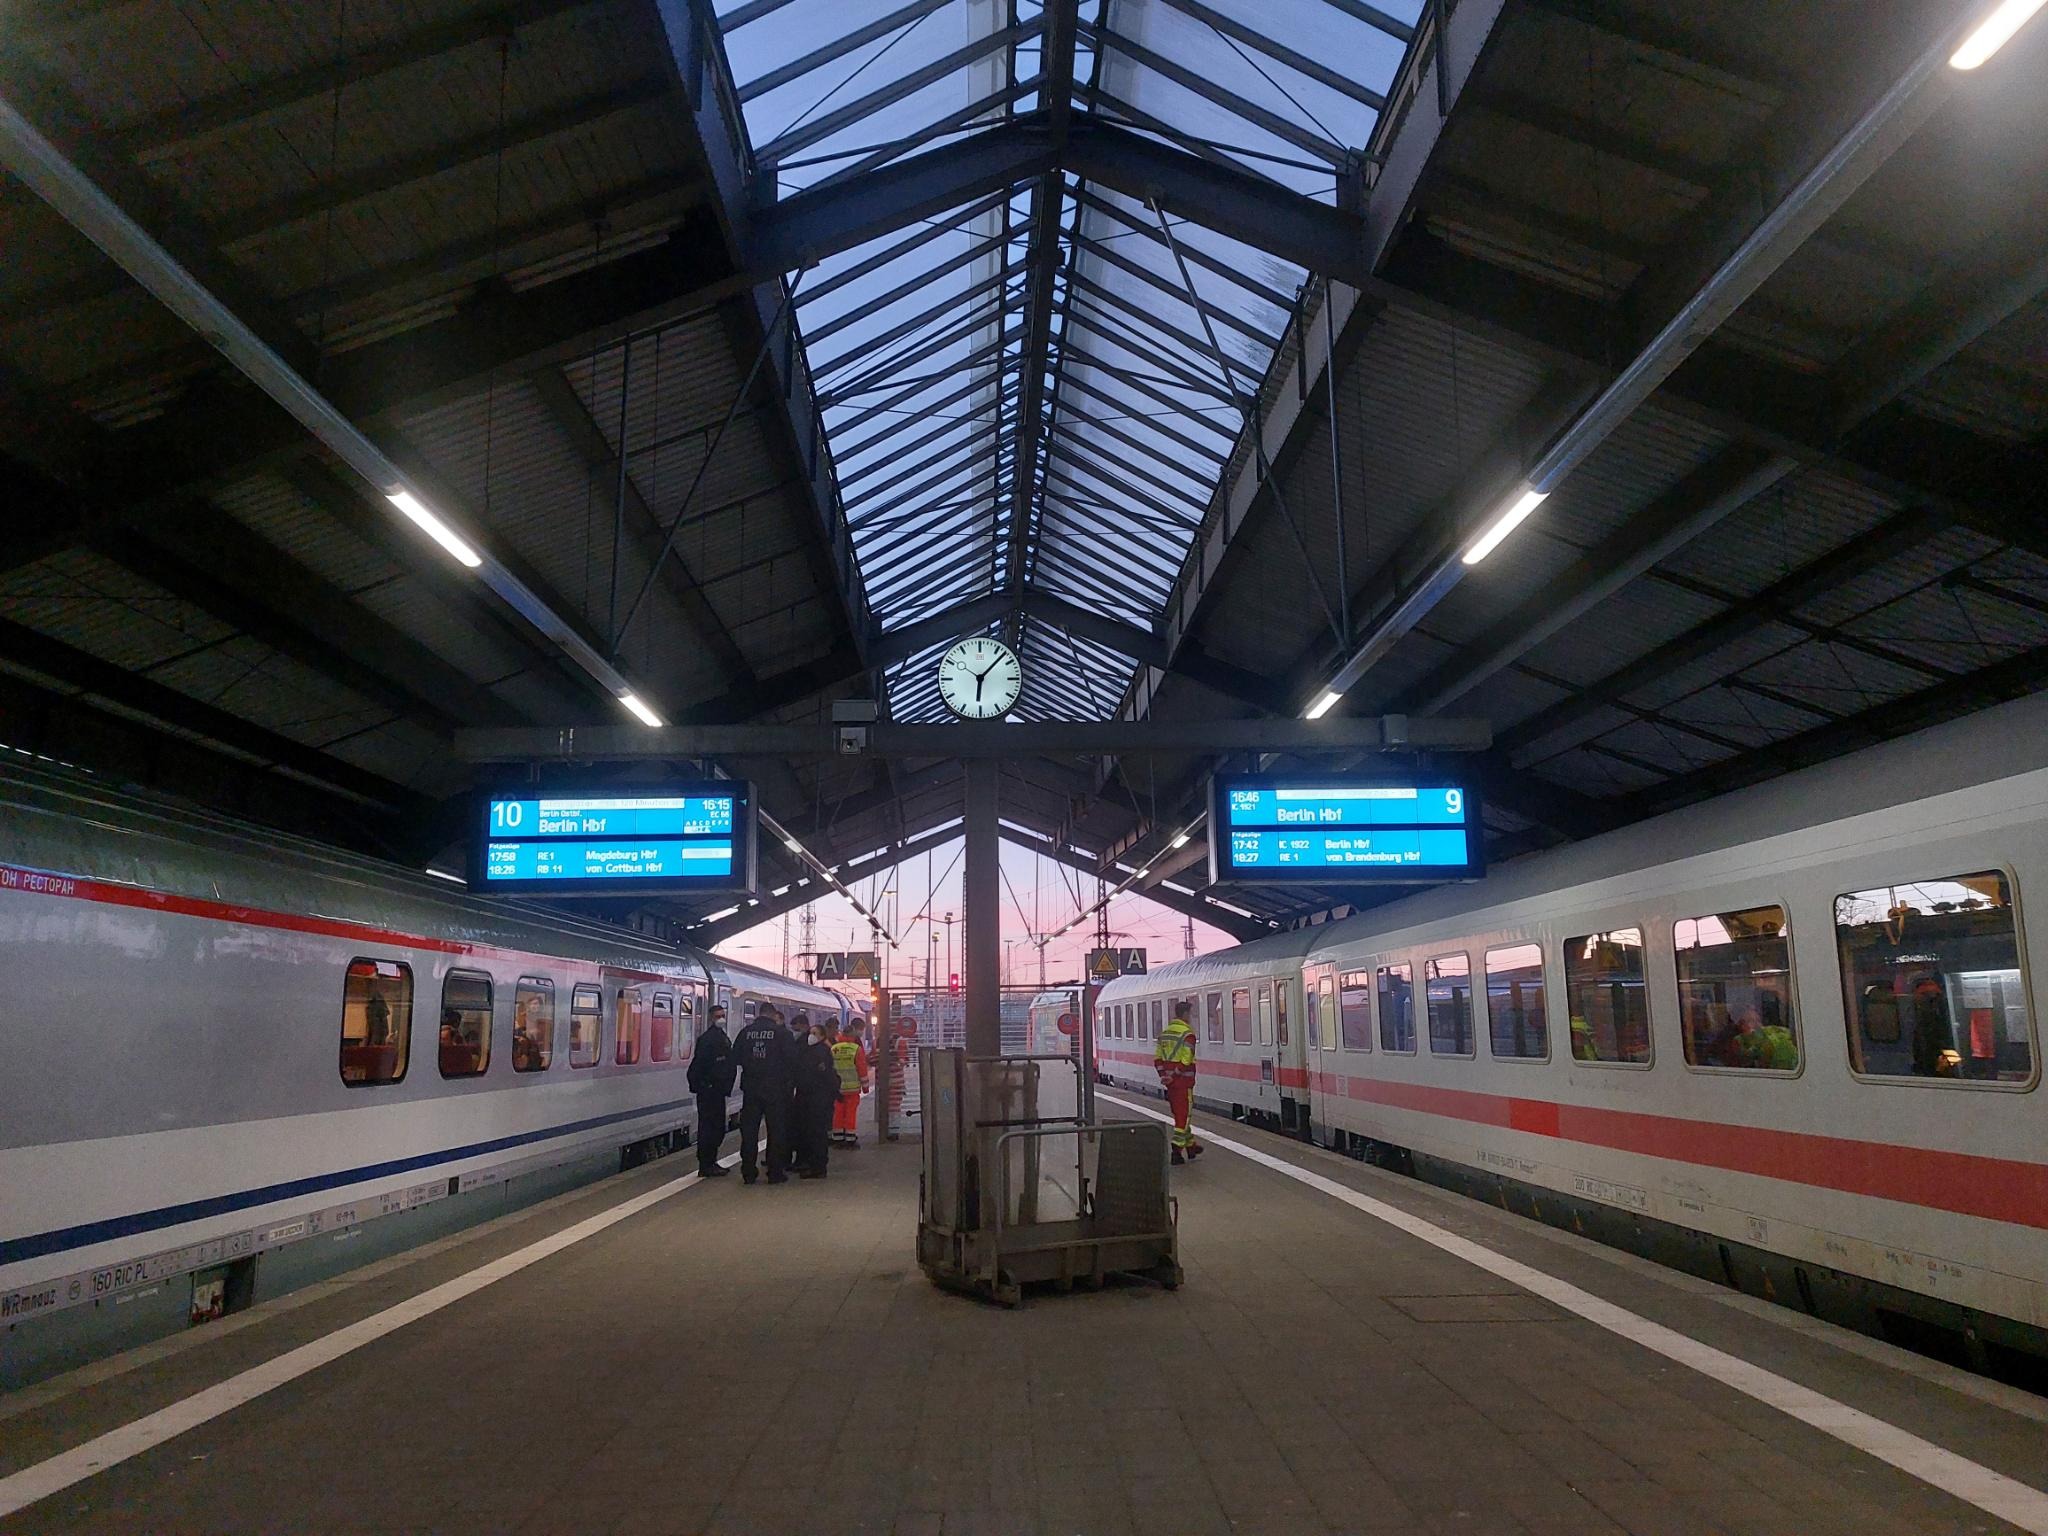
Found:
[962,756,1001,1053]
[1608,640,2048,817]
[103,0,600,163]
[0,615,428,810]
[997,826,1269,942]
[526,366,757,686]
[687,821,963,946]
[1002,0,1078,643]
[460,715,1490,761]
[870,590,1165,669]
[1498,505,1954,758]
[1396,446,1796,715]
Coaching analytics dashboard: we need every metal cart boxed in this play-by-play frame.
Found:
[917,1047,1181,1306]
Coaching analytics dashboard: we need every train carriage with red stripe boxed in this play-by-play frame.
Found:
[0,762,840,1388]
[1119,694,2048,1371]
[1096,928,1322,1131]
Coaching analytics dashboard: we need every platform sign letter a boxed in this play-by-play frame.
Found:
[1119,948,1147,975]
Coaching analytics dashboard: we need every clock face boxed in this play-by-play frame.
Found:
[937,636,1022,720]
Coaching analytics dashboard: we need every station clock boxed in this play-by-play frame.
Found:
[937,636,1022,720]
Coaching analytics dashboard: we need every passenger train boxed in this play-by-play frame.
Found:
[1099,693,2048,1374]
[0,763,847,1388]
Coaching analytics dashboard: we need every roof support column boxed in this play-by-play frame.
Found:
[962,754,1002,1057]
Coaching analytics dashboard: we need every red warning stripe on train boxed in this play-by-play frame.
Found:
[1321,1072,2048,1231]
[0,862,682,982]
[1098,1048,2048,1231]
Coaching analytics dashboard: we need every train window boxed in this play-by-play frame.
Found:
[1485,945,1548,1061]
[1339,972,1372,1052]
[437,970,493,1078]
[1149,1000,1163,1040]
[650,993,675,1063]
[1425,954,1473,1056]
[340,958,412,1085]
[1565,930,1652,1065]
[615,989,644,1065]
[1377,964,1415,1052]
[1231,988,1252,1044]
[1835,873,2034,1085]
[1275,982,1290,1047]
[1256,985,1274,1047]
[1676,906,1799,1072]
[1316,976,1338,1052]
[569,984,602,1068]
[513,977,555,1072]
[679,994,697,1056]
[1205,992,1224,1043]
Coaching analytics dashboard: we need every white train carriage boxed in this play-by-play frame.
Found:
[1028,987,1083,1057]
[701,951,856,1035]
[1095,929,1321,1129]
[1259,693,2047,1369]
[0,764,832,1387]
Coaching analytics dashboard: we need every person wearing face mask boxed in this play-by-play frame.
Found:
[791,1013,840,1179]
[733,1004,794,1185]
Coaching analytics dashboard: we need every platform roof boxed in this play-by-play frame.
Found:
[0,0,2044,940]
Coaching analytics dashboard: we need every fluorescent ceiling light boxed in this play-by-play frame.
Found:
[1304,689,1343,720]
[1169,831,1191,849]
[1952,0,2046,66]
[784,836,803,853]
[1135,867,1151,879]
[386,490,482,568]
[1462,486,1548,566]
[422,867,465,884]
[617,692,663,728]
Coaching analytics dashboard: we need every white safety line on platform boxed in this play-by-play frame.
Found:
[0,1155,735,1521]
[1103,1093,2048,1536]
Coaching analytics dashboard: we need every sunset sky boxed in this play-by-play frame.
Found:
[712,835,1238,992]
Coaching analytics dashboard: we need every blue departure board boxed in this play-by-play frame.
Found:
[1208,776,1484,884]
[472,784,755,896]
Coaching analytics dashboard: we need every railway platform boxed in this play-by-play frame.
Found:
[3,1103,2046,1536]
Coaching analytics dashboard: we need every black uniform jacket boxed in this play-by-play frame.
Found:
[686,1022,736,1096]
[732,1017,795,1095]
[795,1037,839,1104]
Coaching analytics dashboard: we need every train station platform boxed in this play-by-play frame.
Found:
[4,1103,2047,1536]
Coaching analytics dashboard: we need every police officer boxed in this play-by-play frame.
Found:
[792,1013,840,1179]
[1154,1001,1204,1166]
[686,1003,736,1176]
[733,1005,795,1184]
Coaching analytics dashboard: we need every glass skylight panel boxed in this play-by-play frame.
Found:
[712,0,1421,714]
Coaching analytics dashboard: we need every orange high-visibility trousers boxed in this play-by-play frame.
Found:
[1164,1075,1195,1149]
[833,1092,861,1134]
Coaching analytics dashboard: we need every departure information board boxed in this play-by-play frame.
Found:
[1208,775,1484,884]
[472,784,756,896]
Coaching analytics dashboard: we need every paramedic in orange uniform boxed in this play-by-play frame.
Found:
[1154,1003,1203,1166]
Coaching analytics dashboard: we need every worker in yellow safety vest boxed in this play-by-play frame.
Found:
[1154,1004,1204,1166]
[830,1021,869,1147]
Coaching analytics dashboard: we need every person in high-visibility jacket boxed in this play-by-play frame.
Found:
[1154,1005,1204,1165]
[830,1020,870,1147]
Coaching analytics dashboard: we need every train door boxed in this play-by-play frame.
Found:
[1275,972,1310,1134]
[1303,964,1337,1141]
[1253,980,1282,1116]
[679,985,701,1059]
